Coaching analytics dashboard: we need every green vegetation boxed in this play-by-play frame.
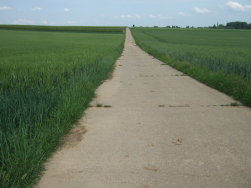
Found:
[131,28,251,107]
[208,21,251,29]
[103,105,112,108]
[226,21,251,29]
[0,29,124,187]
[0,25,125,33]
[96,103,103,107]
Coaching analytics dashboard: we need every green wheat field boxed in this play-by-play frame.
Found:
[0,26,125,188]
[131,27,251,107]
[1,25,251,187]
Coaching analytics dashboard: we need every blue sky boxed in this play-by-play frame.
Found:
[0,0,251,27]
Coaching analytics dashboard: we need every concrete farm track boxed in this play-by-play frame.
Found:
[36,28,251,188]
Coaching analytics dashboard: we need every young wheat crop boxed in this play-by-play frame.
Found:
[0,25,125,33]
[131,28,251,106]
[0,29,125,188]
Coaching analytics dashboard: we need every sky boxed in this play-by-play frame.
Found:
[0,0,251,27]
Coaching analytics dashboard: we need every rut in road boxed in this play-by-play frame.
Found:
[36,28,251,188]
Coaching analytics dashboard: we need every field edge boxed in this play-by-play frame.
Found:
[130,28,251,107]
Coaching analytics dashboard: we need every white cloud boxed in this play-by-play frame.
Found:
[13,19,34,25]
[67,21,76,24]
[31,7,42,11]
[149,14,172,19]
[100,14,106,17]
[64,8,70,12]
[193,7,211,13]
[178,12,192,17]
[124,15,131,18]
[42,21,55,25]
[225,1,251,11]
[0,6,12,11]
[120,15,141,19]
[159,15,172,19]
[149,14,157,18]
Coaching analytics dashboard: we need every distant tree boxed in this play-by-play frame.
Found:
[133,24,135,27]
[248,23,251,29]
[218,24,225,29]
[154,26,158,28]
[213,24,216,29]
[186,26,190,28]
[172,26,175,28]
[166,26,171,28]
[226,21,248,29]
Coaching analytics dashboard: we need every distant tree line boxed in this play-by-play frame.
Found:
[209,21,251,29]
[166,26,180,28]
[226,22,251,29]
[133,21,251,29]
[167,22,251,29]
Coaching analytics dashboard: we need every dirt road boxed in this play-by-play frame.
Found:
[36,28,251,188]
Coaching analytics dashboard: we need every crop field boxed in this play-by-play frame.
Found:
[0,29,125,187]
[131,28,251,106]
[0,25,125,33]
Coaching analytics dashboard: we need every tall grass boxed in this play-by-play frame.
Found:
[131,28,251,106]
[0,30,125,187]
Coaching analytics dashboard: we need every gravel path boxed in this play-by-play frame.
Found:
[36,28,251,188]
